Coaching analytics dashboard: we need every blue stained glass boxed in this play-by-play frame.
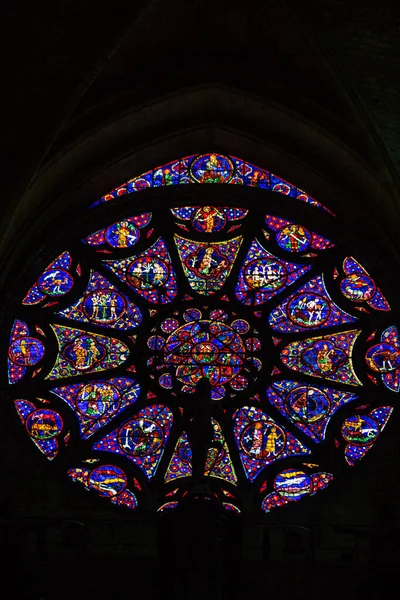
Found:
[235,239,312,306]
[366,326,400,392]
[266,380,358,442]
[14,400,63,460]
[51,377,140,438]
[67,465,138,509]
[92,153,333,214]
[57,271,142,330]
[261,470,333,512]
[93,404,173,479]
[281,330,362,386]
[8,320,45,384]
[46,325,129,380]
[341,257,390,311]
[23,252,73,306]
[269,275,356,333]
[103,238,178,304]
[343,407,393,466]
[233,405,311,482]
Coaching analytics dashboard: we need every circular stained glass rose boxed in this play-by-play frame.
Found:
[6,152,396,517]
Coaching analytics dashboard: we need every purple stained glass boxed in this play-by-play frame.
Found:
[93,404,173,479]
[266,380,358,442]
[148,309,261,399]
[269,275,356,333]
[8,320,45,384]
[265,215,333,252]
[51,377,140,438]
[281,330,362,386]
[233,406,311,482]
[57,271,142,330]
[46,325,129,380]
[103,238,177,304]
[93,153,333,214]
[23,252,73,305]
[235,240,312,306]
[341,257,390,311]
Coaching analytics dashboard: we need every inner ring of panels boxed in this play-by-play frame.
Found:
[7,157,398,516]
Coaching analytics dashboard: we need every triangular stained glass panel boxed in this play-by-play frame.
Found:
[235,239,312,306]
[233,405,311,482]
[269,275,356,333]
[46,324,129,380]
[174,235,242,295]
[205,419,237,485]
[57,271,142,330]
[92,404,173,479]
[280,330,362,386]
[164,432,192,482]
[51,377,140,439]
[266,380,358,442]
[22,251,73,305]
[103,238,178,304]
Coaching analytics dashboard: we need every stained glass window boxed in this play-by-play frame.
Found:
[7,152,396,516]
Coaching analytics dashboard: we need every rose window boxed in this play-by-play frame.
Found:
[6,153,397,515]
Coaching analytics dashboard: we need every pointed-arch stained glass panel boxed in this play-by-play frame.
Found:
[93,404,173,479]
[233,405,311,482]
[7,151,397,516]
[280,330,362,386]
[269,275,356,334]
[57,271,142,330]
[235,240,311,306]
[103,238,178,304]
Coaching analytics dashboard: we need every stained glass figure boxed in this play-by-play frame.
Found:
[340,257,390,311]
[92,153,332,214]
[9,162,398,517]
[93,404,173,479]
[280,330,362,386]
[67,465,138,509]
[51,377,140,438]
[365,326,400,392]
[233,406,311,481]
[175,235,242,295]
[171,206,248,233]
[104,238,177,304]
[148,309,261,400]
[265,215,333,253]
[83,213,151,249]
[15,400,63,459]
[261,470,333,512]
[46,324,129,380]
[269,275,356,333]
[57,271,142,330]
[266,380,358,442]
[8,320,45,384]
[165,432,192,482]
[342,407,393,466]
[235,240,312,306]
[205,419,237,484]
[22,252,74,305]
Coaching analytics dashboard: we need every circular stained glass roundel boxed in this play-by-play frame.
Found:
[7,152,397,516]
